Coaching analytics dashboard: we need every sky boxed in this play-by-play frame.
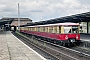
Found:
[0,0,90,22]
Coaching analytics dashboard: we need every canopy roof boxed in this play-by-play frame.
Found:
[0,18,13,26]
[21,12,90,27]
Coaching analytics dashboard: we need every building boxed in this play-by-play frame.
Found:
[11,18,32,26]
[80,22,90,33]
[1,18,32,26]
[1,17,33,31]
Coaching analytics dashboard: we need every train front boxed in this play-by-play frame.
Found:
[58,23,80,46]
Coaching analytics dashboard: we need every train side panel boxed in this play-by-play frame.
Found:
[20,30,80,43]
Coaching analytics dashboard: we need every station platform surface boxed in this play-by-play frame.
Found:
[80,33,90,42]
[0,31,46,60]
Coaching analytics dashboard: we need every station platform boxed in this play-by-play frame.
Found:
[80,33,90,42]
[0,31,46,60]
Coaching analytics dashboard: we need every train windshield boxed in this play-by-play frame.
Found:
[64,26,79,33]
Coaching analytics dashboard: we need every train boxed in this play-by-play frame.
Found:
[20,22,80,46]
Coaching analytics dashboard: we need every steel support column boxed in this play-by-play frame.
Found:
[87,22,88,33]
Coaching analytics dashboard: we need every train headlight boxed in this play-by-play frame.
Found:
[76,35,78,39]
[70,39,75,42]
[65,35,68,39]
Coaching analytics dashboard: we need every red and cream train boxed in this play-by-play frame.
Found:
[20,22,80,46]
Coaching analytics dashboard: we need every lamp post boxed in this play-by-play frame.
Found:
[18,3,20,31]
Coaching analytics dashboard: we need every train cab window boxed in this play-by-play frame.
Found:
[64,26,71,33]
[72,26,79,33]
[64,26,79,33]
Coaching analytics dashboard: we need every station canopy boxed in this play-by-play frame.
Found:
[0,18,13,26]
[22,12,90,27]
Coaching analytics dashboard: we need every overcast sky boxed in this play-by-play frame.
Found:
[0,0,90,22]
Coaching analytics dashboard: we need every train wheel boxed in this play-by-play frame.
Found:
[62,43,66,46]
[67,43,70,47]
[59,42,63,46]
[73,43,76,46]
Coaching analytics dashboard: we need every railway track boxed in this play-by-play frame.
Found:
[71,46,90,55]
[13,31,90,60]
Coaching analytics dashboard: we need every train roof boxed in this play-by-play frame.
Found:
[26,22,79,27]
[21,12,90,27]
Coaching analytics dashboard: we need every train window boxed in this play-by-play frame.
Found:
[26,28,28,30]
[26,28,27,30]
[47,27,49,32]
[45,27,48,32]
[29,28,31,31]
[38,27,40,32]
[64,26,71,33]
[42,27,45,32]
[64,26,79,33]
[21,27,22,30]
[30,27,32,31]
[56,26,61,33]
[34,27,36,31]
[28,28,29,30]
[36,27,37,31]
[25,28,26,30]
[59,26,61,33]
[72,26,79,33]
[28,28,29,31]
[53,26,59,33]
[44,27,49,32]
[25,28,27,30]
[54,26,57,33]
[34,27,35,31]
[30,28,31,31]
[31,27,33,31]
[33,27,35,31]
[49,27,53,33]
[40,27,42,32]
